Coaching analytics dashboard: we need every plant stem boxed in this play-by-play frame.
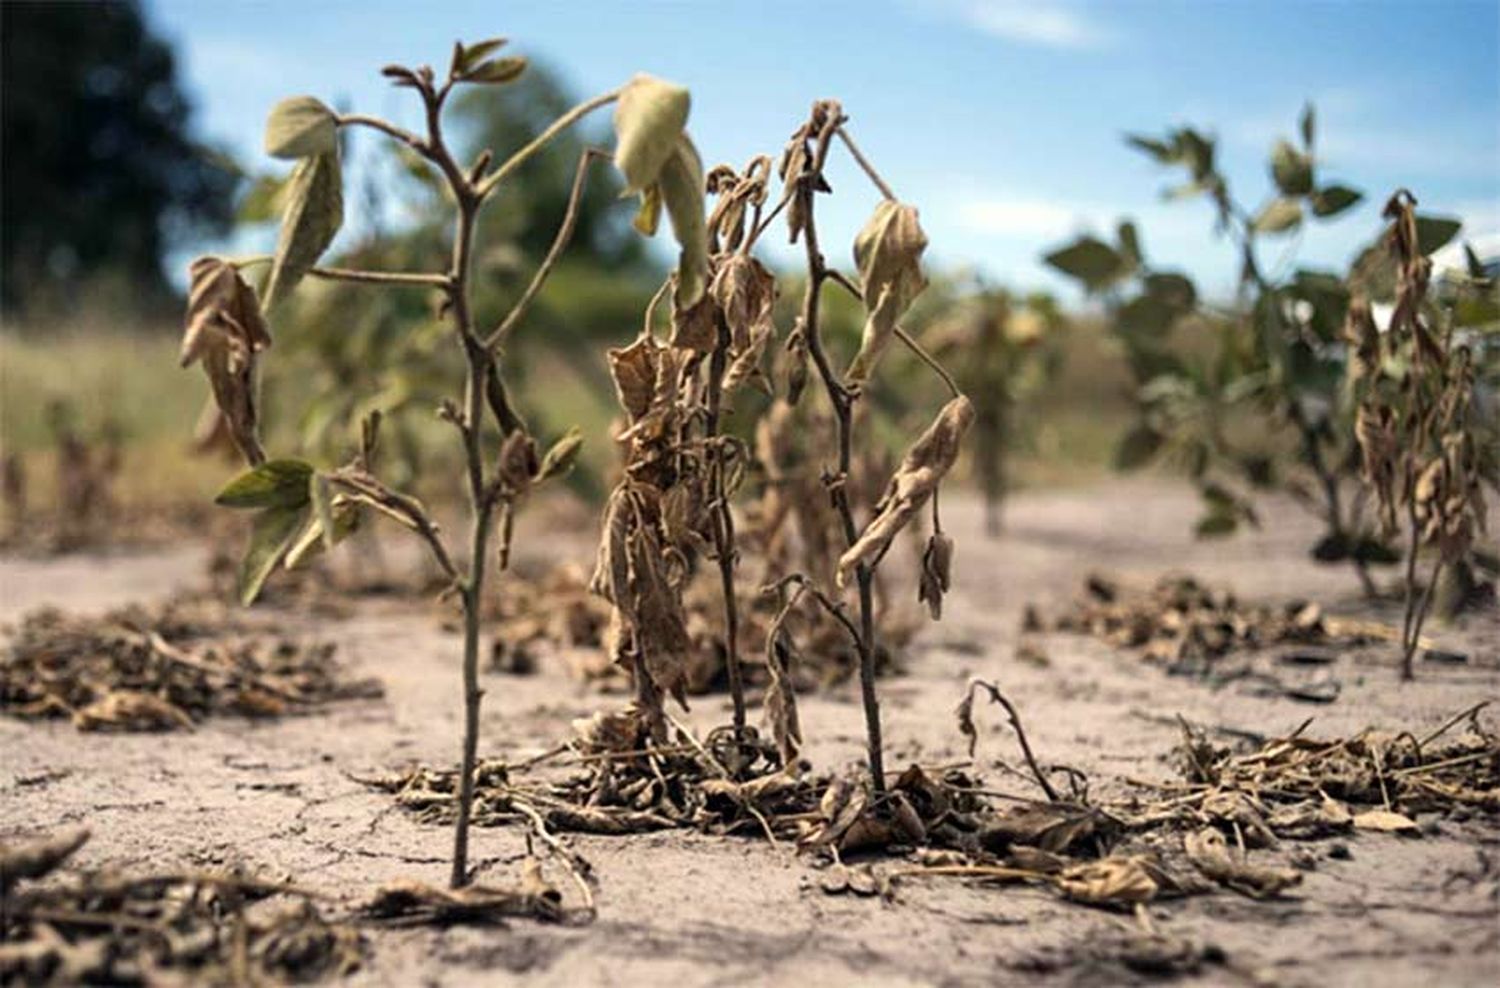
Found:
[476,90,620,198]
[705,312,747,735]
[486,148,606,349]
[795,116,886,794]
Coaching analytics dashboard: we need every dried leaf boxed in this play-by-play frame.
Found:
[918,532,954,619]
[180,257,273,465]
[0,828,89,893]
[1352,809,1420,833]
[847,200,928,384]
[1183,828,1301,898]
[1056,856,1161,906]
[836,396,974,585]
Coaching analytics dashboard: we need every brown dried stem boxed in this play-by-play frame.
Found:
[794,106,887,794]
[706,312,748,733]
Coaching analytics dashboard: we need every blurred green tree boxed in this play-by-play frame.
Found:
[1,0,236,313]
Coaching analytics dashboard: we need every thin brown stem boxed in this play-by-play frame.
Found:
[335,113,425,153]
[706,312,748,733]
[793,113,886,792]
[964,679,1062,803]
[834,126,896,201]
[233,256,449,289]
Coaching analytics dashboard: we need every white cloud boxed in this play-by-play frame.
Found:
[924,1,1116,50]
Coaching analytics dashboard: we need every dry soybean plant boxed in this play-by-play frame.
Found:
[1350,191,1490,679]
[586,99,970,796]
[179,39,708,886]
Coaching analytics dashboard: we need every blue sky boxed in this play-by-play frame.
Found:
[150,0,1500,296]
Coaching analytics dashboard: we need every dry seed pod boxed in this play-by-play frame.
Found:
[180,257,273,465]
[846,200,928,385]
[918,531,954,620]
[836,396,974,586]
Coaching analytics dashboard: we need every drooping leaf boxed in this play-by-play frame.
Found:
[657,135,709,307]
[1125,133,1176,163]
[836,397,973,585]
[310,472,336,550]
[215,459,314,509]
[238,503,311,605]
[180,257,273,466]
[612,74,691,194]
[1042,236,1125,292]
[265,151,343,308]
[264,96,338,159]
[1311,184,1362,218]
[1253,197,1303,234]
[847,200,928,384]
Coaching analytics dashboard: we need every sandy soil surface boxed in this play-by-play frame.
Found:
[3,480,1497,987]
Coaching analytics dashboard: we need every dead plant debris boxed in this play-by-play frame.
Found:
[0,829,363,985]
[366,698,1497,920]
[1,595,381,730]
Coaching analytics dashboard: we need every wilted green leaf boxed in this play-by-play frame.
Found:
[238,503,310,605]
[216,460,314,509]
[1117,220,1143,269]
[1311,184,1362,218]
[1270,140,1313,196]
[310,472,336,551]
[1042,236,1125,291]
[284,501,359,569]
[1300,103,1316,150]
[1253,197,1303,234]
[657,135,708,307]
[613,74,690,194]
[265,151,343,308]
[264,96,338,160]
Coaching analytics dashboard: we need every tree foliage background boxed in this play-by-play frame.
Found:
[1,0,236,315]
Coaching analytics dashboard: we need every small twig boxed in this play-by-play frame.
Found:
[835,126,897,201]
[1419,701,1492,748]
[962,679,1062,802]
[232,256,449,289]
[335,112,426,153]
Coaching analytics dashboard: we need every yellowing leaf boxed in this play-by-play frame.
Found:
[264,96,338,160]
[612,74,690,194]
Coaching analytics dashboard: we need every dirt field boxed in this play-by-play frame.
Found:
[3,480,1497,987]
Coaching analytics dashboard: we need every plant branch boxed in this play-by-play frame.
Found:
[835,126,896,201]
[824,270,960,399]
[485,148,609,349]
[335,113,425,153]
[962,679,1062,803]
[476,90,620,198]
[232,256,450,289]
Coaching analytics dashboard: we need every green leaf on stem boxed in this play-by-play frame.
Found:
[1042,236,1125,292]
[538,428,584,481]
[238,503,310,604]
[215,459,314,509]
[264,96,338,160]
[265,151,343,308]
[1270,140,1313,196]
[1310,184,1362,218]
[1253,197,1303,234]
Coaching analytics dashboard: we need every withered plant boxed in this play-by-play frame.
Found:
[180,41,707,886]
[1351,191,1491,679]
[587,100,970,795]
